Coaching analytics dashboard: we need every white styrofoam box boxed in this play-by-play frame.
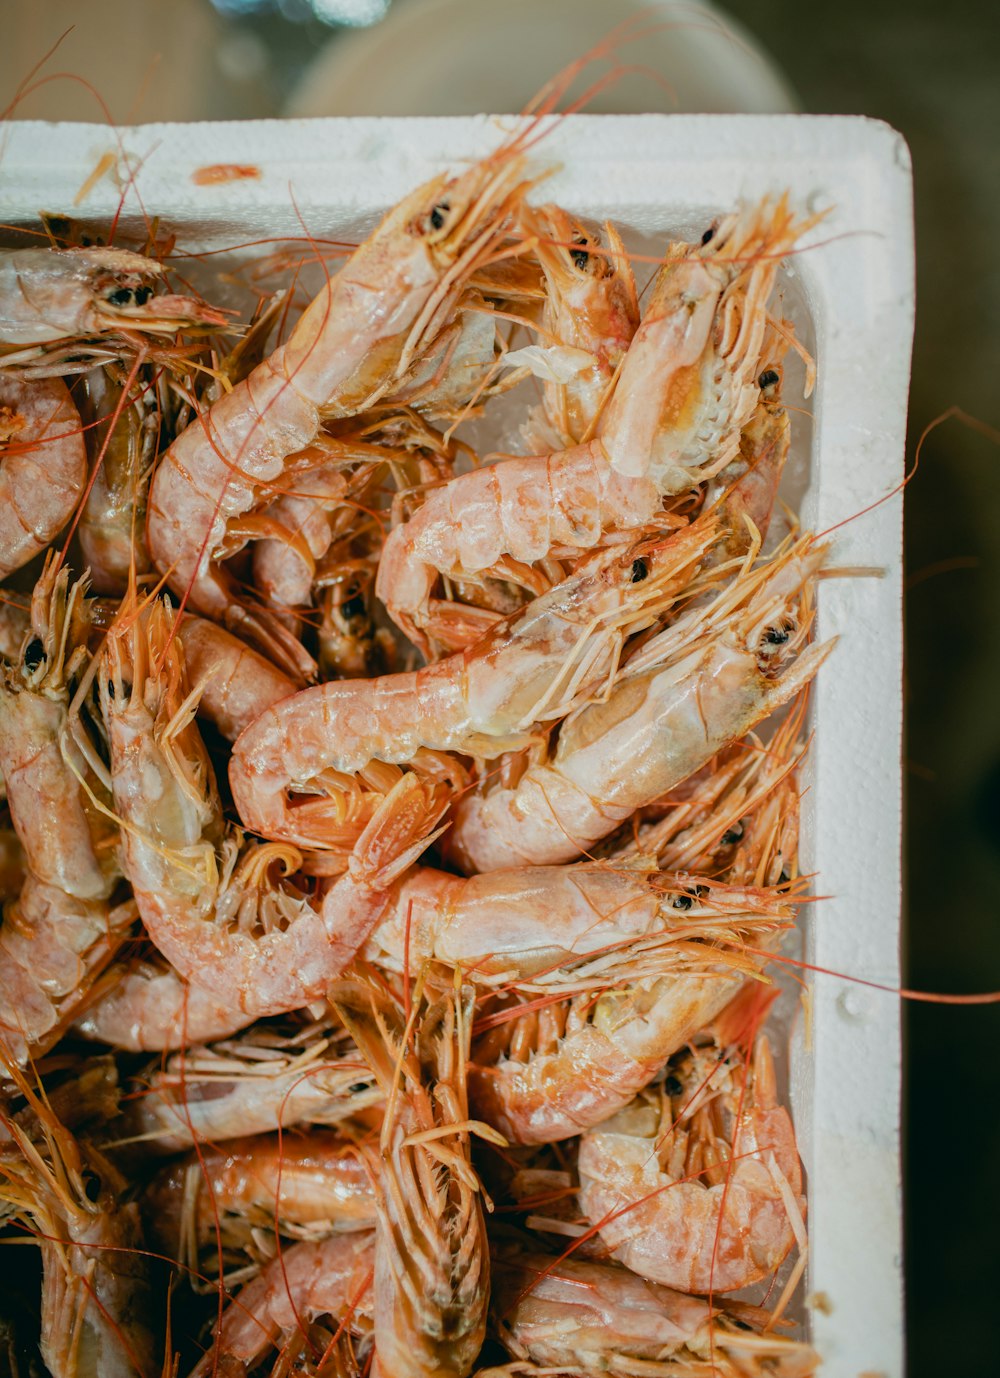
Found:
[1,115,913,1375]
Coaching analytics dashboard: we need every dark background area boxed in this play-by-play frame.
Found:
[2,1,999,1373]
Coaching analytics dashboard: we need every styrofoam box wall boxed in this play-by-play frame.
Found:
[1,114,913,1376]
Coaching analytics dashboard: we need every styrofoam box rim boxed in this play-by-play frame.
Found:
[2,114,913,1376]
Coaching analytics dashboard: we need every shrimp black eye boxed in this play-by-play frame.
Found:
[428,201,449,231]
[631,558,648,583]
[758,368,780,390]
[721,822,744,846]
[664,1074,684,1096]
[570,239,591,271]
[340,594,366,622]
[348,1081,370,1095]
[778,868,790,885]
[764,626,790,647]
[82,1170,102,1203]
[671,893,693,911]
[701,226,716,245]
[134,285,153,306]
[107,287,134,306]
[24,638,46,671]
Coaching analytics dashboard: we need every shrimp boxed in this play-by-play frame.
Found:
[335,982,497,1378]
[364,865,792,992]
[510,205,639,448]
[577,1000,805,1294]
[0,558,117,900]
[99,595,448,1021]
[146,138,535,679]
[0,244,225,375]
[487,1250,818,1377]
[118,1016,382,1152]
[230,524,715,851]
[77,364,158,594]
[0,877,137,1071]
[375,195,813,652]
[176,613,296,742]
[144,1131,377,1276]
[0,1076,155,1378]
[189,1232,375,1378]
[0,374,87,579]
[445,533,832,873]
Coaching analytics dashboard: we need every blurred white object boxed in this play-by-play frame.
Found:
[288,0,797,117]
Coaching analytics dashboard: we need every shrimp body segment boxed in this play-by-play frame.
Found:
[147,148,531,674]
[578,1032,805,1294]
[0,375,87,580]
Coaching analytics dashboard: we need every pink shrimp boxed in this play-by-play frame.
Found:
[488,1249,818,1377]
[147,137,535,680]
[0,374,87,579]
[577,996,805,1294]
[0,244,226,376]
[98,597,448,1022]
[189,1232,376,1378]
[229,524,715,852]
[375,195,812,653]
[444,533,831,874]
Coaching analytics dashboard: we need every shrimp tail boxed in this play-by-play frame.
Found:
[347,772,451,890]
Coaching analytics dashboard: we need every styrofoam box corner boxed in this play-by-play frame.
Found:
[1,114,913,1377]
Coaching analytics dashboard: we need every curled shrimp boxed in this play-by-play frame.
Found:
[0,245,225,375]
[445,532,832,873]
[229,524,713,852]
[98,597,448,1021]
[577,988,805,1295]
[335,981,498,1378]
[189,1232,375,1378]
[147,136,536,679]
[376,195,813,653]
[487,1248,818,1377]
[0,374,87,580]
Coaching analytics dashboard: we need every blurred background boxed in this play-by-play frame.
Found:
[2,1,998,1373]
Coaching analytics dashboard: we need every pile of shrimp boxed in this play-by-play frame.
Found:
[0,121,833,1378]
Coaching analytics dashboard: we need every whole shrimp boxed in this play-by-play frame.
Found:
[117,1015,382,1152]
[147,135,535,679]
[0,1074,155,1378]
[0,374,87,580]
[577,988,805,1296]
[145,1130,377,1281]
[229,523,714,852]
[376,195,813,653]
[335,982,498,1378]
[509,204,639,448]
[445,532,831,873]
[487,1248,818,1377]
[0,244,225,375]
[99,595,448,1021]
[189,1232,375,1378]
